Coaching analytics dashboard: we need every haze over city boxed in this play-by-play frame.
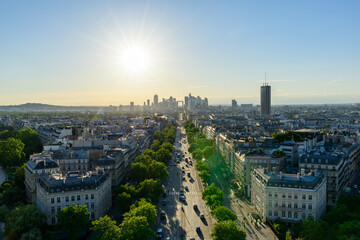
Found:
[1,1,359,106]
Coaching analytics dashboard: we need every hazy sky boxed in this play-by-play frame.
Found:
[1,1,359,106]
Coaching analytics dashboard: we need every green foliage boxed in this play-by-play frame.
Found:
[192,148,203,161]
[0,180,25,207]
[150,139,161,152]
[142,149,158,161]
[336,220,360,240]
[272,131,303,142]
[15,127,42,157]
[20,228,43,240]
[199,170,212,183]
[211,220,246,240]
[131,157,168,182]
[123,198,157,226]
[196,161,209,172]
[138,179,163,204]
[154,131,165,144]
[117,192,132,213]
[299,216,329,240]
[4,204,46,240]
[160,142,173,153]
[0,204,9,222]
[0,138,25,167]
[202,183,224,209]
[14,163,26,188]
[120,215,154,240]
[211,206,237,222]
[57,204,90,239]
[91,215,121,240]
[272,150,285,158]
[286,230,293,240]
[156,147,172,163]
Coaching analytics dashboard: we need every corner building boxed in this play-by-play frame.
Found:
[36,170,111,225]
[251,168,326,223]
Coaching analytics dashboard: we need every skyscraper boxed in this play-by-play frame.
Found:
[130,102,134,112]
[232,99,237,108]
[260,83,271,116]
[154,95,158,106]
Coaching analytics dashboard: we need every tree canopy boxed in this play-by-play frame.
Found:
[211,206,237,222]
[202,183,224,209]
[211,221,246,240]
[57,204,90,240]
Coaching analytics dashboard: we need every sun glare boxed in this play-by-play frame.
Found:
[121,46,150,74]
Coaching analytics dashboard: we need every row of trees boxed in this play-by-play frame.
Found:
[92,123,177,240]
[184,122,246,240]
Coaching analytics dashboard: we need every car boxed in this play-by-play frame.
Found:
[189,161,193,165]
[196,226,201,232]
[182,166,185,170]
[166,238,171,240]
[180,195,186,201]
[193,203,198,210]
[183,177,185,181]
[156,228,163,239]
[190,238,195,240]
[160,211,166,219]
[185,186,189,191]
[162,200,167,206]
[182,170,185,174]
[354,185,358,189]
[200,214,205,219]
[187,172,191,177]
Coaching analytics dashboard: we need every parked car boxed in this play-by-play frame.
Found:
[200,214,205,219]
[193,203,198,210]
[196,226,201,232]
[160,211,166,219]
[180,195,186,201]
[185,186,189,191]
[156,228,163,239]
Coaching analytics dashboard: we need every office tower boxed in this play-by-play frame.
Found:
[232,99,237,108]
[147,99,150,106]
[184,96,189,107]
[260,83,271,116]
[154,95,158,106]
[130,102,134,112]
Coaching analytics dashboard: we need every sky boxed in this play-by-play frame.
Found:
[0,0,359,106]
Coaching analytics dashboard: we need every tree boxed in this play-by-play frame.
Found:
[286,230,293,240]
[211,220,246,240]
[123,198,157,226]
[154,131,164,144]
[117,192,132,213]
[0,204,9,222]
[336,220,360,240]
[131,158,168,182]
[300,216,329,240]
[199,170,211,183]
[203,145,215,158]
[192,148,203,161]
[202,183,224,209]
[20,228,43,240]
[160,142,173,153]
[150,140,161,152]
[4,204,46,240]
[156,147,172,163]
[14,163,26,189]
[142,149,157,161]
[211,206,237,222]
[120,215,154,240]
[15,127,42,157]
[91,215,121,240]
[138,179,163,204]
[0,138,25,167]
[57,204,90,240]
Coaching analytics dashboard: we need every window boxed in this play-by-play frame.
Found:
[51,198,55,204]
[282,211,285,218]
[51,207,55,214]
[66,196,69,202]
[91,194,94,200]
[57,197,60,203]
[85,194,89,200]
[308,204,312,210]
[302,203,306,209]
[282,202,285,207]
[91,202,94,209]
[282,194,286,198]
[57,206,61,213]
[274,210,278,217]
[288,193,292,199]
[71,196,75,201]
[288,203,291,208]
[268,210,272,216]
[308,195,312,200]
[302,213,306,219]
[294,212,298,219]
[288,212,292,218]
[275,192,278,197]
[294,203,298,209]
[294,194,298,199]
[269,201,272,207]
[77,195,80,201]
[302,194,306,200]
[51,217,56,225]
[91,212,95,219]
[269,192,272,197]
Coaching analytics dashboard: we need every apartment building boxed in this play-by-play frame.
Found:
[36,170,111,225]
[251,168,326,223]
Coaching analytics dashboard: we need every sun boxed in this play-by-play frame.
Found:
[121,46,150,74]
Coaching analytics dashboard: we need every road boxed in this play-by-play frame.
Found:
[154,122,214,240]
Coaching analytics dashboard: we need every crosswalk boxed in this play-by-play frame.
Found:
[167,191,202,196]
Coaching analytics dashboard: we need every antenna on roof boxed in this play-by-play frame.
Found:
[265,72,267,85]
